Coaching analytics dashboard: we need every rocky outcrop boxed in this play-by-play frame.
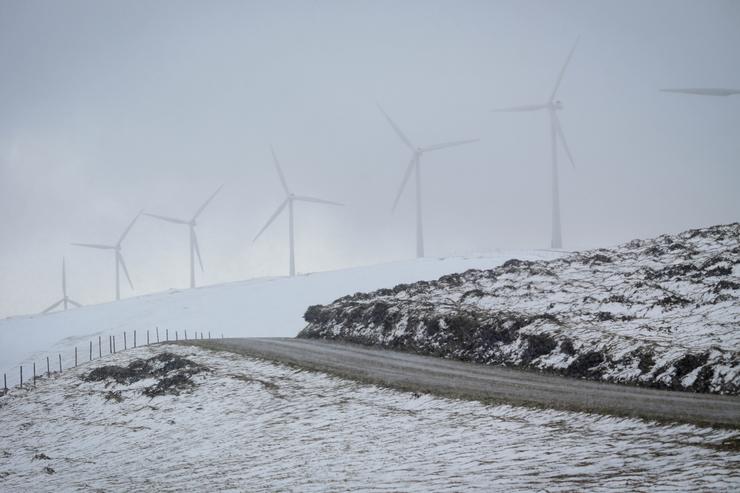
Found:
[299,224,740,395]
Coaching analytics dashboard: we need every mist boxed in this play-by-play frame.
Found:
[1,0,738,318]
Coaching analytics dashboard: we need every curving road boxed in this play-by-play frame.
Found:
[184,337,740,428]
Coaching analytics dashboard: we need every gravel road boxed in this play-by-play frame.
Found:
[185,337,740,428]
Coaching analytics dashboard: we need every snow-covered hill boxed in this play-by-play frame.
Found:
[0,250,561,387]
[1,344,737,491]
[300,224,740,394]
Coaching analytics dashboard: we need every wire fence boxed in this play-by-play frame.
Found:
[1,329,224,395]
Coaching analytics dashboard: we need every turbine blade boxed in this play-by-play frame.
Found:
[422,138,479,152]
[377,103,415,151]
[270,146,290,195]
[193,184,223,220]
[143,212,189,225]
[117,211,141,246]
[491,103,548,112]
[42,299,64,314]
[392,156,416,211]
[660,88,740,96]
[554,113,576,169]
[193,230,204,271]
[253,199,288,242]
[71,243,115,250]
[292,195,343,206]
[550,37,579,101]
[117,252,134,290]
[68,299,83,308]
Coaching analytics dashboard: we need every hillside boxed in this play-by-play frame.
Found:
[299,224,740,395]
[1,344,737,491]
[0,250,561,386]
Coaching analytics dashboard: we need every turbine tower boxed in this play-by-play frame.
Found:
[41,257,82,314]
[254,146,343,277]
[71,212,140,301]
[144,185,223,288]
[660,88,740,97]
[492,39,579,249]
[377,104,478,258]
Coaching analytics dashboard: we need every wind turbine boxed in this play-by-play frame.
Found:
[143,185,223,288]
[41,257,82,314]
[660,88,740,97]
[377,104,479,258]
[71,212,140,301]
[491,39,579,249]
[253,146,343,277]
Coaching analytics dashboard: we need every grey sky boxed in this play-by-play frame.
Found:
[1,0,738,318]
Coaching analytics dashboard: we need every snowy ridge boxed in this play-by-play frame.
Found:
[300,224,740,395]
[0,250,562,387]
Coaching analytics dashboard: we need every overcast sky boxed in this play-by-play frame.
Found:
[1,0,738,318]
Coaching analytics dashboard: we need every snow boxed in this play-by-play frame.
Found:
[300,224,740,394]
[0,251,562,388]
[1,344,738,492]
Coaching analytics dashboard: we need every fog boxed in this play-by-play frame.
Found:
[1,0,738,318]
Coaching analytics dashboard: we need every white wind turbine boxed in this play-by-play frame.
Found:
[41,257,82,314]
[492,39,579,249]
[378,104,479,258]
[143,186,223,289]
[71,212,140,301]
[254,147,343,277]
[660,88,740,97]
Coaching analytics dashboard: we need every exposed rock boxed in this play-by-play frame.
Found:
[83,353,207,398]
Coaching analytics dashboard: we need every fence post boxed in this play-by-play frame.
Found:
[109,335,112,354]
[99,336,102,358]
[166,329,169,342]
[90,341,93,361]
[222,333,224,339]
[75,347,78,367]
[185,329,188,340]
[134,330,137,348]
[3,373,6,392]
[33,362,36,387]
[46,356,50,377]
[208,331,211,339]
[113,336,116,353]
[147,330,150,345]
[19,366,22,388]
[124,332,127,350]
[156,327,160,343]
[58,354,62,373]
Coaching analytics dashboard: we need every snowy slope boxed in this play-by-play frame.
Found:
[301,224,740,394]
[1,344,737,492]
[0,250,562,387]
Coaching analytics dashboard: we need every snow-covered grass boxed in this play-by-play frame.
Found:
[1,344,738,492]
[0,251,562,388]
[301,224,740,394]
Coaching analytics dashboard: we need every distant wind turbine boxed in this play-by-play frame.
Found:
[377,104,479,258]
[41,257,82,314]
[71,212,140,301]
[660,88,740,97]
[144,186,223,289]
[253,147,343,277]
[491,39,580,249]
